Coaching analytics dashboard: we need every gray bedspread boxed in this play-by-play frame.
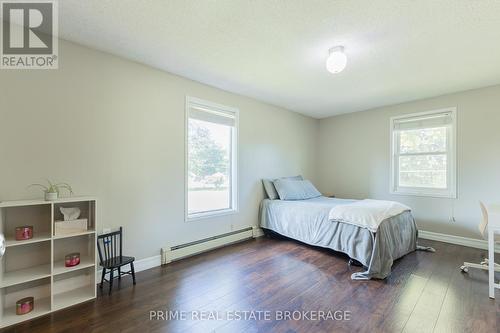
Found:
[259,196,418,280]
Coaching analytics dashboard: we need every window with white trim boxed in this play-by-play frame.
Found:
[186,97,238,220]
[390,108,457,198]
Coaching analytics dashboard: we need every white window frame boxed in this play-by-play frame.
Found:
[185,96,239,222]
[390,107,457,198]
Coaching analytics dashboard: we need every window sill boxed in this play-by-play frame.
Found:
[391,189,457,199]
[186,209,238,222]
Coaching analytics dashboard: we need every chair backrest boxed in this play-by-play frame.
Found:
[97,227,123,265]
[479,202,489,240]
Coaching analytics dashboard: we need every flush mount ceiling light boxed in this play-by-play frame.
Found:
[326,46,347,74]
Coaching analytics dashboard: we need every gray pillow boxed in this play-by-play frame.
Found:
[273,179,322,201]
[262,175,303,200]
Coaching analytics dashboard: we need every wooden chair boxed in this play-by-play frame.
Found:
[97,227,136,295]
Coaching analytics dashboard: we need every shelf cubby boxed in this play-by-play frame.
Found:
[53,200,96,236]
[53,267,95,311]
[53,233,96,276]
[0,278,51,328]
[1,242,51,288]
[0,204,51,247]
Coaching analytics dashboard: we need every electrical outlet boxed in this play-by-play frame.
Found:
[230,224,234,231]
[449,216,456,223]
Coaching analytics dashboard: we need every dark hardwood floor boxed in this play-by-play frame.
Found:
[2,236,498,333]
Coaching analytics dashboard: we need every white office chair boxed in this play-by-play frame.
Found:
[460,202,500,273]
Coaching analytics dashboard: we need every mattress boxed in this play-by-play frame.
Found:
[259,196,418,280]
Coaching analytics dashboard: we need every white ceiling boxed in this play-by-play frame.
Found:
[59,1,500,119]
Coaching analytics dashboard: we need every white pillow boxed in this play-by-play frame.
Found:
[273,179,322,201]
[262,175,303,200]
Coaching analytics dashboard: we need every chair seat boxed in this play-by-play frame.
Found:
[100,256,135,269]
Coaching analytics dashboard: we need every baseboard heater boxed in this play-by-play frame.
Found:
[161,227,257,265]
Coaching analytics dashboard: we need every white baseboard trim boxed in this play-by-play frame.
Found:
[419,230,500,252]
[134,255,162,272]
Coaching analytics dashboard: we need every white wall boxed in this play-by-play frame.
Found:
[2,38,497,259]
[317,85,500,239]
[0,40,319,260]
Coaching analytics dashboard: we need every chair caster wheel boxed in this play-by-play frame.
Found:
[460,265,468,273]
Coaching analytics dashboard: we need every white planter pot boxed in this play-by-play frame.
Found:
[45,192,58,201]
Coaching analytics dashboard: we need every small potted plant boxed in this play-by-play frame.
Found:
[29,180,73,201]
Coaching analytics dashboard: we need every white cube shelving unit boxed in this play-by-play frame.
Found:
[0,197,97,329]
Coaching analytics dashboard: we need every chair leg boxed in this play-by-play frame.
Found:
[461,262,500,272]
[109,268,114,295]
[131,262,136,285]
[100,268,106,289]
[118,267,121,280]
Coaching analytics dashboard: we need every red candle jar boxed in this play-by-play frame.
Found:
[16,297,34,315]
[65,253,80,267]
[15,226,33,241]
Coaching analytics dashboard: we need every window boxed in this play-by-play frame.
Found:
[185,96,238,220]
[390,108,457,198]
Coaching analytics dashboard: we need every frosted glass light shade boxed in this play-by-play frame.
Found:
[326,46,347,74]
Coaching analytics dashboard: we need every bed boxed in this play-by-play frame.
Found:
[259,196,419,280]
